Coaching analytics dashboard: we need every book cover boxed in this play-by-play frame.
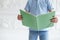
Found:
[20,10,55,30]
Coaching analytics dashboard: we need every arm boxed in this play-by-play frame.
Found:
[49,10,58,23]
[49,10,52,12]
[17,1,30,20]
[46,0,53,12]
[24,0,30,12]
[46,0,58,23]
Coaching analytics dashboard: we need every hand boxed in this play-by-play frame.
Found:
[51,17,58,23]
[17,15,22,20]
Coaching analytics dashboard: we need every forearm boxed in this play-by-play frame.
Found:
[48,10,52,12]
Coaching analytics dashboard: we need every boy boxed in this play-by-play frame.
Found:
[17,0,58,40]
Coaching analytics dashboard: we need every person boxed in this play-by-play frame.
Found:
[17,0,58,40]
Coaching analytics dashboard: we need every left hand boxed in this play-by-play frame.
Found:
[51,17,58,23]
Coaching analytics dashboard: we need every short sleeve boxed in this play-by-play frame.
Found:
[46,0,53,11]
[25,1,30,12]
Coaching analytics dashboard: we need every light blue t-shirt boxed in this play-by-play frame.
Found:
[25,0,53,16]
[25,0,53,31]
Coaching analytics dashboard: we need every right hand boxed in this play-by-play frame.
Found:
[50,17,58,23]
[17,15,22,20]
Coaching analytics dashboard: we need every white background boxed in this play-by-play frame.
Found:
[0,0,60,40]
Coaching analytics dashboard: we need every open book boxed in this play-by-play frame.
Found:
[20,10,55,30]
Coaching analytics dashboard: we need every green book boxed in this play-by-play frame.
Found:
[20,10,55,30]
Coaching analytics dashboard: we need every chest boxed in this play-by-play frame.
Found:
[29,0,47,8]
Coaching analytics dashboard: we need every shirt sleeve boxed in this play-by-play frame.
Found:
[24,1,30,12]
[46,0,53,11]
